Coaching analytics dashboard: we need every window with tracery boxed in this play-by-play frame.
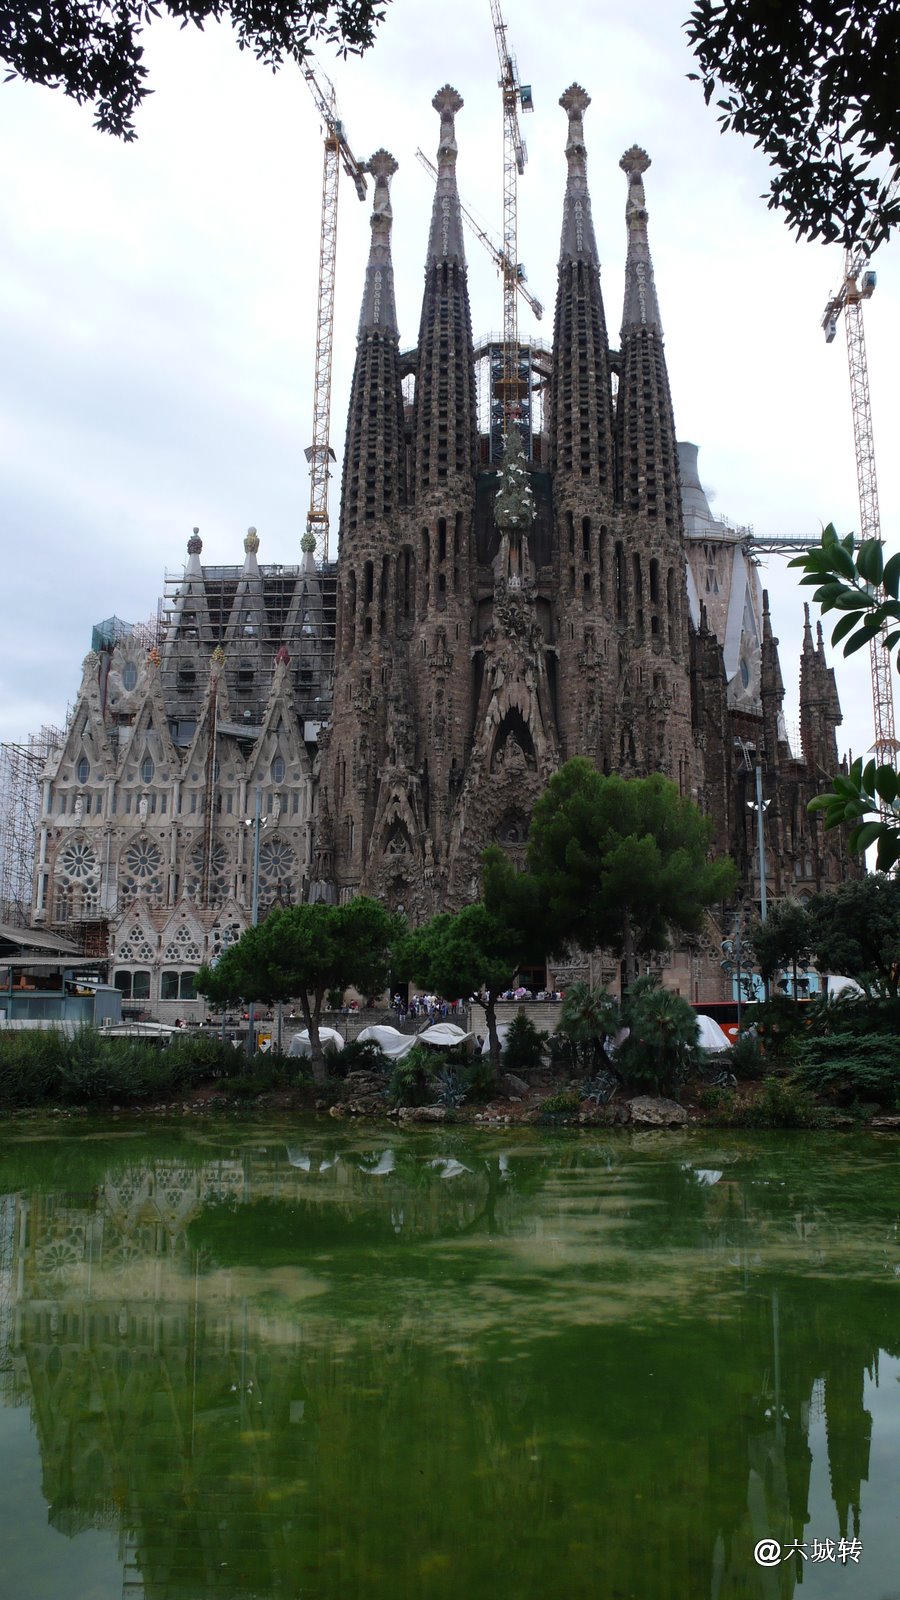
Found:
[119,837,164,900]
[184,839,230,905]
[163,925,202,963]
[57,838,100,884]
[258,837,296,895]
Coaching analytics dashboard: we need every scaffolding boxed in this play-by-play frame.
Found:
[158,562,338,738]
[0,726,63,926]
[474,335,552,463]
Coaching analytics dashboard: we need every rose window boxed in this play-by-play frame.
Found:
[185,840,230,905]
[258,837,296,894]
[58,839,99,884]
[120,837,164,900]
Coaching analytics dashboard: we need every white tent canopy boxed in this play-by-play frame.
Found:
[287,1026,345,1058]
[356,1022,478,1059]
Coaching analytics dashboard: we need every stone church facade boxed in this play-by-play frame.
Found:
[30,84,850,1017]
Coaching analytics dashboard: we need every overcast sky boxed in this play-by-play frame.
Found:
[2,0,897,768]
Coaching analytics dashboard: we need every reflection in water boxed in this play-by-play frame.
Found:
[0,1130,897,1599]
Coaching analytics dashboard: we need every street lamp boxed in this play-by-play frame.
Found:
[242,787,267,1055]
[746,765,771,923]
[747,765,771,999]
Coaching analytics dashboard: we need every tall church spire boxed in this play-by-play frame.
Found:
[339,149,406,547]
[413,87,477,497]
[548,85,615,494]
[615,146,679,527]
[358,149,400,336]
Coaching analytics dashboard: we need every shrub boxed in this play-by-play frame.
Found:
[0,1028,69,1105]
[334,1037,390,1076]
[729,1031,765,1080]
[738,1076,823,1129]
[792,1034,900,1108]
[555,982,621,1073]
[502,1013,546,1075]
[433,1067,466,1108]
[697,1085,735,1113]
[387,1045,433,1107]
[462,1053,499,1103]
[540,1089,581,1116]
[617,979,700,1093]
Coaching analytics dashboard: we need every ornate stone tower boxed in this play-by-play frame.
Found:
[313,79,852,936]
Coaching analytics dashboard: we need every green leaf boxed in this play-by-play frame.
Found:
[849,820,885,852]
[856,539,884,585]
[882,551,900,599]
[874,765,898,803]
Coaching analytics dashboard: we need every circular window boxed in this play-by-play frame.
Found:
[140,755,155,784]
[271,756,285,784]
[123,838,164,882]
[122,662,138,691]
[58,838,99,883]
[76,756,90,783]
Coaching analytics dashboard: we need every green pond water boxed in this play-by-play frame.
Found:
[0,1124,897,1600]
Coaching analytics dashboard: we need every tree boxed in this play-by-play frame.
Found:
[790,525,900,870]
[197,896,401,1081]
[397,852,547,1073]
[685,1,900,249]
[806,875,900,998]
[749,899,813,1003]
[1,0,388,139]
[527,759,737,986]
[398,903,521,1074]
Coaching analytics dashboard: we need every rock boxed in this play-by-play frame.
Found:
[503,1072,529,1096]
[871,1115,900,1131]
[397,1105,447,1123]
[626,1095,690,1128]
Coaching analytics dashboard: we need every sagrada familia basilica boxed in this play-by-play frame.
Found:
[27,85,851,1016]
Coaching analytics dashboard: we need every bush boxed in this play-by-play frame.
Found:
[555,982,621,1073]
[433,1067,466,1108]
[387,1045,434,1108]
[333,1037,390,1077]
[617,979,700,1094]
[462,1053,499,1103]
[792,1033,900,1108]
[540,1089,581,1116]
[729,1030,765,1080]
[697,1085,735,1113]
[0,1028,69,1105]
[737,1076,823,1129]
[502,1013,546,1075]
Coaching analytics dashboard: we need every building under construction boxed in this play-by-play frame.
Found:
[22,83,853,1016]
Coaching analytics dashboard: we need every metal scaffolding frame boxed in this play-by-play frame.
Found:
[0,726,63,926]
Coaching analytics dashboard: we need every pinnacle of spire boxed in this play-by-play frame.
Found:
[802,601,815,651]
[243,526,260,570]
[558,83,599,263]
[186,527,203,577]
[426,85,466,265]
[358,149,400,337]
[620,145,663,332]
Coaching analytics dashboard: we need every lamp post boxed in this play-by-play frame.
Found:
[243,787,266,1057]
[747,766,771,998]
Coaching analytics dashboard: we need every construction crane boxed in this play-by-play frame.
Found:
[415,148,543,321]
[821,243,897,762]
[489,0,534,434]
[301,62,368,565]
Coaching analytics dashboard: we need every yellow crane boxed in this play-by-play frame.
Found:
[822,245,897,761]
[488,0,533,435]
[414,147,543,322]
[301,62,368,565]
